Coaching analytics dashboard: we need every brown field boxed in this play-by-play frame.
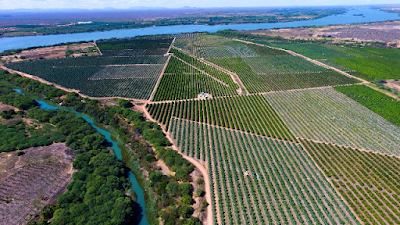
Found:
[0,42,99,63]
[242,21,400,47]
[0,102,18,113]
[0,143,74,224]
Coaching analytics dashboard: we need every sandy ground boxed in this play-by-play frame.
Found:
[241,21,400,47]
[0,143,74,224]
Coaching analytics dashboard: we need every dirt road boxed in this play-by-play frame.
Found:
[139,104,213,225]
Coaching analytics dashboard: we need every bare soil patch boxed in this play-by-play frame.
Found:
[0,102,18,112]
[1,42,99,63]
[241,21,400,47]
[0,143,74,225]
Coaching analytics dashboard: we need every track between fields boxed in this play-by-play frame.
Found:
[171,54,229,86]
[232,38,400,101]
[149,54,172,101]
[139,105,213,225]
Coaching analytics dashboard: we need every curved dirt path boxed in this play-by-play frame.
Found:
[138,105,213,225]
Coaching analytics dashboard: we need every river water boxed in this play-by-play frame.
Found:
[0,7,399,52]
[13,89,149,225]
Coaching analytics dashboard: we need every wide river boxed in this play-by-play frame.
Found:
[0,7,399,52]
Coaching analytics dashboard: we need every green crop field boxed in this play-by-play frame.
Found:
[268,43,354,59]
[6,32,400,225]
[208,57,358,93]
[242,55,331,73]
[147,94,295,141]
[301,139,400,224]
[330,57,400,81]
[5,36,173,99]
[169,118,359,225]
[264,88,400,155]
[334,85,400,126]
[170,47,239,88]
[152,56,237,101]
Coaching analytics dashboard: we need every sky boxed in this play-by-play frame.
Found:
[0,0,399,10]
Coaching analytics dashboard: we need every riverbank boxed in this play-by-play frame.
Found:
[0,7,398,53]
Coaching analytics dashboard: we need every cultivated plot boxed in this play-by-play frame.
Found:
[147,94,295,141]
[208,57,358,93]
[152,57,237,101]
[301,139,400,225]
[88,65,165,80]
[169,118,359,225]
[264,88,400,155]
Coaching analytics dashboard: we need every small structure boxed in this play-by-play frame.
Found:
[198,92,212,99]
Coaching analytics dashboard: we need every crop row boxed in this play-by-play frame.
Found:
[169,47,239,88]
[97,36,173,51]
[335,85,400,126]
[267,43,354,59]
[169,118,359,225]
[301,139,400,225]
[147,94,295,141]
[194,44,260,58]
[264,88,400,155]
[153,74,237,101]
[7,55,168,69]
[6,65,158,99]
[208,57,358,93]
[330,56,400,81]
[80,77,158,99]
[88,64,164,80]
[242,55,331,74]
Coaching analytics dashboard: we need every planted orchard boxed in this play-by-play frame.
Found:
[169,118,359,225]
[301,139,400,225]
[147,94,295,141]
[264,88,400,155]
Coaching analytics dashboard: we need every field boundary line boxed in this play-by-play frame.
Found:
[93,41,102,55]
[171,54,229,86]
[149,54,172,101]
[298,138,364,224]
[232,38,368,83]
[166,37,176,54]
[1,65,154,103]
[170,116,299,145]
[140,105,213,225]
[172,46,248,94]
[298,137,400,159]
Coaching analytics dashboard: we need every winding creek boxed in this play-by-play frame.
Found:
[14,89,149,225]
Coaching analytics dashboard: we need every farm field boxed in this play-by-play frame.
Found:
[4,31,400,225]
[169,47,239,88]
[265,42,400,81]
[152,56,238,101]
[301,139,400,225]
[173,34,360,93]
[335,85,400,126]
[0,144,73,225]
[5,36,172,99]
[169,118,359,225]
[330,57,400,81]
[207,57,358,93]
[264,88,400,155]
[147,94,295,141]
